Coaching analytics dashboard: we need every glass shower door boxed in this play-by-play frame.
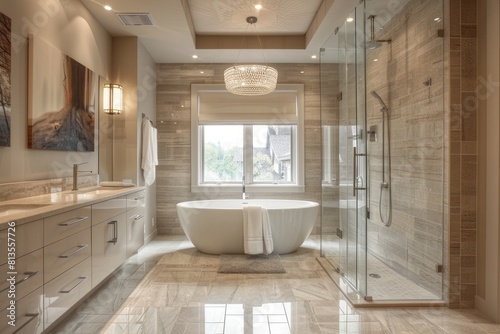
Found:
[338,4,368,298]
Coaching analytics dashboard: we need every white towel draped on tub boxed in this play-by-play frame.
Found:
[141,118,158,186]
[243,206,274,255]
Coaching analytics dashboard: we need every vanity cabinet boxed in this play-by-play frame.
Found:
[42,207,92,331]
[91,197,127,288]
[0,287,44,334]
[126,190,145,257]
[0,219,44,334]
[0,187,146,333]
[43,258,91,328]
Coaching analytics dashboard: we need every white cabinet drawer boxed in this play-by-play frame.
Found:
[0,287,43,334]
[0,220,43,265]
[126,206,145,258]
[91,197,127,225]
[0,249,43,311]
[91,212,126,288]
[44,257,91,329]
[44,229,91,283]
[126,190,146,209]
[44,206,91,246]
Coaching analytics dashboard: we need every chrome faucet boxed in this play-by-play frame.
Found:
[72,162,92,191]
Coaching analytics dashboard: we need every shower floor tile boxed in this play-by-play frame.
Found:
[321,235,440,301]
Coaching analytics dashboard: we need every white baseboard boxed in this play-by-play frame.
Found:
[475,295,499,323]
[145,229,157,245]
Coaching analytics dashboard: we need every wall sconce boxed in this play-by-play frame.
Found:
[103,83,123,115]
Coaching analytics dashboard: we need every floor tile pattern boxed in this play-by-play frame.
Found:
[50,236,500,334]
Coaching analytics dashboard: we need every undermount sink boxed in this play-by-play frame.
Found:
[0,203,51,216]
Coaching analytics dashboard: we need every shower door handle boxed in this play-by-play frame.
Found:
[353,147,367,196]
[353,147,357,196]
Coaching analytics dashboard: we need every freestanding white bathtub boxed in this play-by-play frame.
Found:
[176,199,319,254]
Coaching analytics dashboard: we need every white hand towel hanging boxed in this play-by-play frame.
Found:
[141,117,158,185]
[262,207,273,255]
[243,205,273,255]
[243,206,264,255]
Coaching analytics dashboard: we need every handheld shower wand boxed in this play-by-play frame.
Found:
[371,91,389,112]
[371,90,392,227]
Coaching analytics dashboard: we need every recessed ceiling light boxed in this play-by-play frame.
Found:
[192,55,198,59]
[311,55,317,59]
[300,71,305,74]
[374,58,379,62]
[200,71,204,74]
[104,5,112,11]
[255,4,263,10]
[346,17,354,22]
[434,17,441,22]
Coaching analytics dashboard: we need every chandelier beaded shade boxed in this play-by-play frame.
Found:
[224,65,278,96]
[224,16,278,96]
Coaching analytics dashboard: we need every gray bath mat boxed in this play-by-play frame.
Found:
[218,253,286,274]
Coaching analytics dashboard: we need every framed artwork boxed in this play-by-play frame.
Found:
[0,11,11,147]
[27,35,97,151]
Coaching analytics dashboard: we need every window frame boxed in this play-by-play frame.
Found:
[191,84,305,194]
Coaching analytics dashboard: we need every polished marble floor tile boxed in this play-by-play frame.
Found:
[50,235,500,334]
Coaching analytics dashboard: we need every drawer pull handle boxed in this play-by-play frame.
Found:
[59,244,88,258]
[0,271,39,293]
[133,215,144,221]
[108,221,118,244]
[134,196,145,201]
[13,313,39,334]
[59,276,87,294]
[58,216,88,227]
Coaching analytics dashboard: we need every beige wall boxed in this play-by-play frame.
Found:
[476,0,500,322]
[137,40,158,241]
[155,63,321,235]
[0,0,111,183]
[112,37,138,184]
[111,36,157,240]
[446,0,479,309]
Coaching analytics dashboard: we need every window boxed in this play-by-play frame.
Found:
[191,84,305,193]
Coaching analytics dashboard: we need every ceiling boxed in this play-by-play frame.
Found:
[80,0,359,64]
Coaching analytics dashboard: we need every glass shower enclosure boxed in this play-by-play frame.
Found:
[320,0,445,302]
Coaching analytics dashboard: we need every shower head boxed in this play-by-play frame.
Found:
[371,90,389,112]
[363,40,383,50]
[364,15,391,50]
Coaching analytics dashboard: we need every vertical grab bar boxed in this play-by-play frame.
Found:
[353,147,357,197]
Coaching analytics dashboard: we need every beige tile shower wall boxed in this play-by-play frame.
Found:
[446,0,478,309]
[365,0,445,298]
[156,64,322,235]
[320,63,340,235]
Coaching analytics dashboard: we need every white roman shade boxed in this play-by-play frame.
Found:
[196,87,301,125]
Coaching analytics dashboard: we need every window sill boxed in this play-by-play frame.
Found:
[191,184,305,194]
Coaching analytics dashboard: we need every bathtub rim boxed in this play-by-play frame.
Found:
[176,199,319,210]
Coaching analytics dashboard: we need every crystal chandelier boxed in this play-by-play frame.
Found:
[224,17,278,96]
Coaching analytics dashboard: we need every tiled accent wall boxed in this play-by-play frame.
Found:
[156,64,322,235]
[360,0,477,309]
[320,62,340,237]
[365,0,445,297]
[447,0,478,309]
[0,175,99,202]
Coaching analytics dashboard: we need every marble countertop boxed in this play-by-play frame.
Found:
[0,186,145,229]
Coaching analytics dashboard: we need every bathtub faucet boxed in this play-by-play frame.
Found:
[242,176,247,200]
